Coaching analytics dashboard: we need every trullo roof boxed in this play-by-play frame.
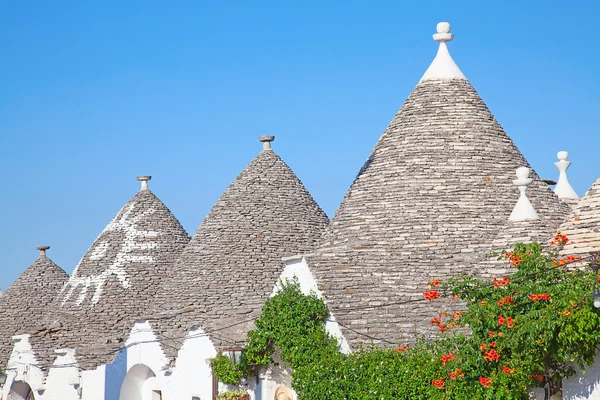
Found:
[154,137,329,361]
[0,247,68,367]
[35,178,190,369]
[307,22,570,350]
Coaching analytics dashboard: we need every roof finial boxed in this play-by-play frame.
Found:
[37,245,50,257]
[136,176,152,191]
[509,167,540,221]
[553,151,578,200]
[259,136,275,151]
[420,22,466,82]
[433,22,454,43]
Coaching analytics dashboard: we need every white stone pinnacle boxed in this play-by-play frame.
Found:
[553,151,578,199]
[420,22,466,82]
[509,167,540,221]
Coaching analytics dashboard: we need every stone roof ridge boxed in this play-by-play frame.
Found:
[558,178,600,256]
[420,22,466,82]
[509,167,540,221]
[553,151,579,200]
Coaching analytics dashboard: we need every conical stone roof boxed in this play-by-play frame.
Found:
[307,23,569,350]
[36,178,190,369]
[154,137,329,361]
[0,247,68,368]
[558,178,600,256]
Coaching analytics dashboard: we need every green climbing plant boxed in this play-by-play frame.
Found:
[210,233,600,399]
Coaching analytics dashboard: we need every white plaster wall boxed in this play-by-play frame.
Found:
[81,366,105,400]
[3,335,45,399]
[563,353,600,399]
[42,349,80,400]
[254,351,296,400]
[126,321,168,376]
[166,327,216,400]
[277,257,351,354]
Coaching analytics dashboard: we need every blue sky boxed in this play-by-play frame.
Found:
[0,1,598,289]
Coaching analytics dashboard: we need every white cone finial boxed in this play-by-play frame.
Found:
[136,176,152,191]
[420,22,466,82]
[553,151,578,200]
[509,167,540,221]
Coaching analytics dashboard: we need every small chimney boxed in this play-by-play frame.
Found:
[509,167,540,222]
[136,176,152,191]
[37,245,50,257]
[259,136,275,151]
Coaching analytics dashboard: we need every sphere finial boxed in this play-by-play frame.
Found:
[433,21,454,43]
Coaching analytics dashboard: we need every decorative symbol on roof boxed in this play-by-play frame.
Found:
[553,151,579,200]
[420,22,466,82]
[509,167,540,221]
[63,201,159,306]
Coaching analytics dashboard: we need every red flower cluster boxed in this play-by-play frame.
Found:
[530,293,551,301]
[432,378,445,388]
[440,352,455,366]
[448,368,464,380]
[498,316,514,328]
[502,366,515,375]
[397,345,408,352]
[483,349,500,362]
[479,376,492,388]
[505,251,523,266]
[498,296,513,306]
[430,312,451,332]
[550,232,569,247]
[531,373,544,382]
[493,277,509,288]
[423,290,441,301]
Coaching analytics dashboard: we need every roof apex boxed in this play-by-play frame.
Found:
[420,22,466,82]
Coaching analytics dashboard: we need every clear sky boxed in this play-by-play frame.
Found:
[1,1,598,290]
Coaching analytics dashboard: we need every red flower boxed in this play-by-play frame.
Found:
[479,376,492,388]
[491,342,496,348]
[502,366,515,375]
[483,349,500,362]
[423,290,441,301]
[397,345,408,352]
[428,279,441,287]
[440,352,454,366]
[489,331,496,337]
[493,276,510,288]
[430,317,441,324]
[498,316,505,325]
[432,378,445,388]
[532,373,544,382]
[448,368,464,380]
[506,317,514,329]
